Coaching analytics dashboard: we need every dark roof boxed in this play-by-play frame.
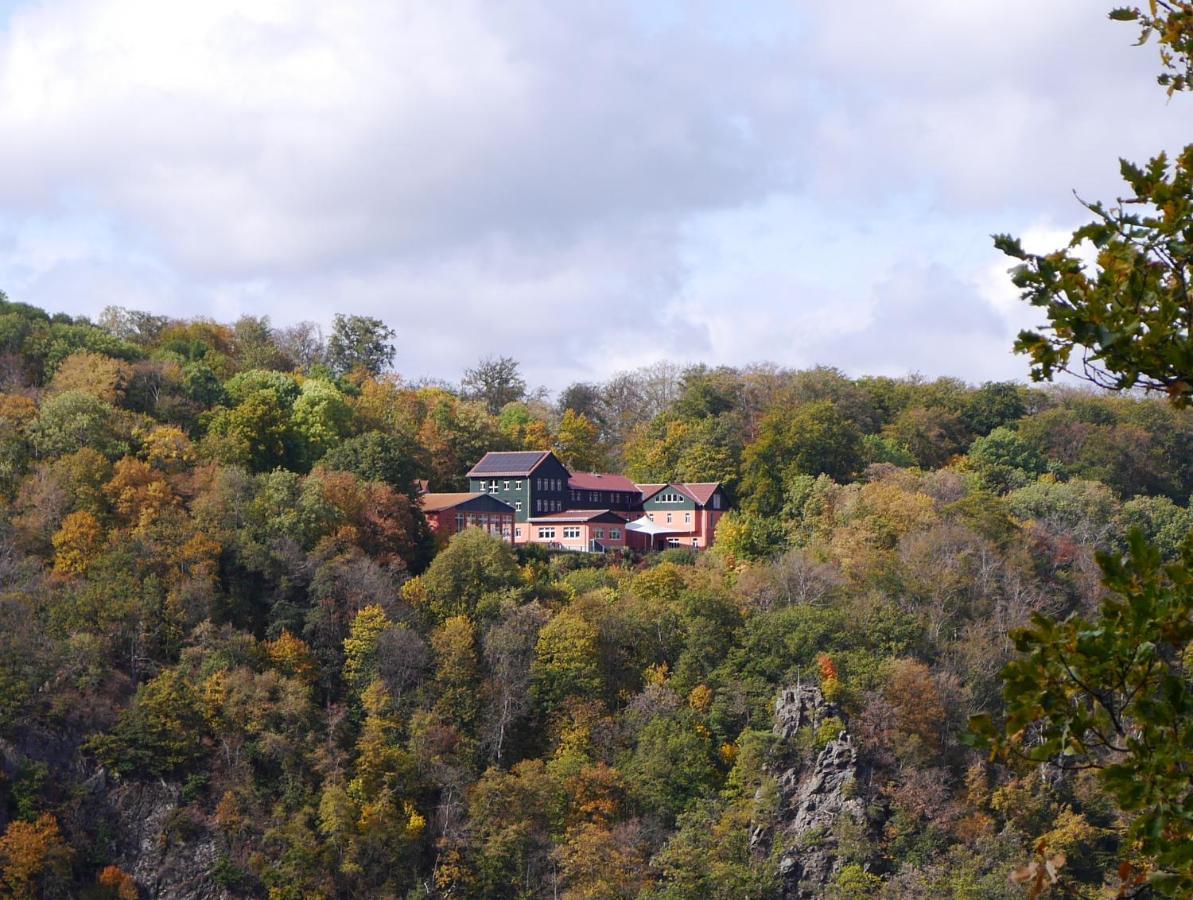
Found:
[568,472,640,492]
[528,509,625,523]
[420,492,515,513]
[467,451,552,478]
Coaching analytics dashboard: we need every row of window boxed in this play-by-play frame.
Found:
[487,479,522,491]
[533,526,624,541]
[535,499,562,513]
[536,477,563,491]
[645,511,692,524]
[655,492,686,503]
[569,489,631,505]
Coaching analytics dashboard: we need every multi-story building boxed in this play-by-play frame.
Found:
[464,450,728,550]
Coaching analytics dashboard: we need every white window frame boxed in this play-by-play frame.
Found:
[539,526,556,539]
[563,526,581,539]
[515,501,523,511]
[684,512,691,524]
[610,529,621,540]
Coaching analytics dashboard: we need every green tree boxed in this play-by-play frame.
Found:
[88,668,207,777]
[28,391,129,460]
[740,401,862,515]
[291,378,353,466]
[532,611,602,712]
[972,534,1193,894]
[320,430,424,493]
[326,314,396,377]
[405,528,521,622]
[461,355,526,414]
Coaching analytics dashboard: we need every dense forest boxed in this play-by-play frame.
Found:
[0,294,1189,897]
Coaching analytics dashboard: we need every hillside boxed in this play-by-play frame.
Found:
[0,296,1191,897]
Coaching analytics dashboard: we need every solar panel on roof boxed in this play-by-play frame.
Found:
[466,451,550,476]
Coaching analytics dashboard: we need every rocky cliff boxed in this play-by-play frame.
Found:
[753,684,878,898]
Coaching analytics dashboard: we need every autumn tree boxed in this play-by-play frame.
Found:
[0,813,73,899]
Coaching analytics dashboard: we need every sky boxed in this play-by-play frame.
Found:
[0,0,1188,391]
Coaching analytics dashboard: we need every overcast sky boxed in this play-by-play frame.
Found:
[0,0,1188,390]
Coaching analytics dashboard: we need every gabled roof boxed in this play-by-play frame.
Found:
[680,482,721,506]
[568,472,640,493]
[467,451,554,478]
[637,481,721,506]
[420,492,514,513]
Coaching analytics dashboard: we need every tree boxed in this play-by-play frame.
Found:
[555,409,607,472]
[51,510,105,577]
[740,401,862,515]
[0,813,73,899]
[1111,2,1193,94]
[29,390,129,460]
[320,431,424,493]
[532,611,602,712]
[972,535,1193,894]
[404,528,521,622]
[291,378,353,466]
[974,13,1193,891]
[343,605,392,695]
[326,314,396,377]
[461,355,526,414]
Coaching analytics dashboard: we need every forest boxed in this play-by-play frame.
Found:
[0,295,1190,897]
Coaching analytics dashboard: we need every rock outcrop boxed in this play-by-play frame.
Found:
[753,684,875,899]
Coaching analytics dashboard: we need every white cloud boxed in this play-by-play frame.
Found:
[0,0,1184,388]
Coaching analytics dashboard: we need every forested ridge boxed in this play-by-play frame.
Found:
[0,295,1189,897]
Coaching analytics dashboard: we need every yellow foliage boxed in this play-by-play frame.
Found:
[688,683,713,714]
[265,630,317,683]
[140,425,196,473]
[51,509,104,576]
[49,351,132,403]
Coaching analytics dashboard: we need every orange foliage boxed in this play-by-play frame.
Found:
[97,864,138,899]
[0,813,73,899]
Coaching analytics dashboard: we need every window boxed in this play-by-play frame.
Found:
[691,537,699,546]
[515,501,523,511]
[504,480,509,490]
[563,527,581,539]
[610,529,621,539]
[684,512,691,524]
[538,527,556,539]
[665,513,672,524]
[594,528,605,539]
[535,499,542,512]
[646,512,654,521]
[713,493,721,509]
[515,527,522,538]
[455,513,464,531]
[516,480,522,489]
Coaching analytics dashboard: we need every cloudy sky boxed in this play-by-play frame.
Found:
[0,1,1188,390]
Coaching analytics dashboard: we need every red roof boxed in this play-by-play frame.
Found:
[568,472,639,493]
[637,482,721,506]
[680,482,720,505]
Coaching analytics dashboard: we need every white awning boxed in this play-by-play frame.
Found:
[625,515,670,536]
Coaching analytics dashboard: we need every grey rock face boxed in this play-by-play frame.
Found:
[102,777,229,900]
[755,685,873,899]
